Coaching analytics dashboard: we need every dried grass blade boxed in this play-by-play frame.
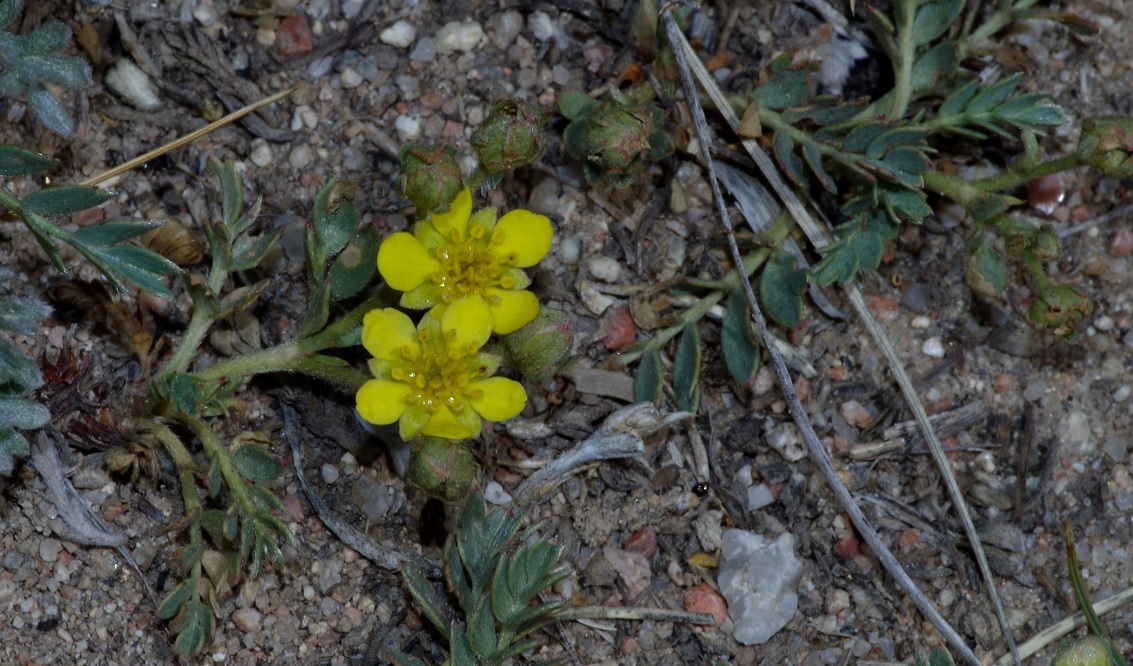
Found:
[661,12,984,665]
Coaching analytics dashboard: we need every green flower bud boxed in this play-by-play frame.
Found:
[1078,116,1133,179]
[399,144,463,214]
[1026,284,1093,341]
[501,307,574,381]
[1032,225,1062,262]
[406,437,480,503]
[1054,636,1113,666]
[470,98,548,175]
[561,92,673,188]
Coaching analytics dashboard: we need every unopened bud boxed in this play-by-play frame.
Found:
[1078,116,1133,179]
[501,307,573,381]
[1026,284,1093,341]
[560,91,673,188]
[406,437,480,503]
[1054,636,1114,666]
[399,144,463,214]
[470,98,548,176]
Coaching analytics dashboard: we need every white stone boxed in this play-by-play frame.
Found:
[394,114,421,143]
[578,280,614,315]
[557,236,581,264]
[718,529,803,645]
[288,145,312,169]
[483,481,513,505]
[340,67,363,89]
[380,20,417,49]
[910,315,931,329]
[193,4,218,27]
[766,423,806,462]
[321,463,339,484]
[104,60,162,111]
[746,484,774,512]
[435,20,483,54]
[921,337,945,358]
[528,11,555,42]
[587,256,622,283]
[249,139,272,167]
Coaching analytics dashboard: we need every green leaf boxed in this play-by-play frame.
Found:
[760,250,807,328]
[170,599,215,657]
[22,185,111,217]
[558,90,597,120]
[210,160,244,230]
[450,627,477,666]
[965,240,1006,298]
[0,0,20,29]
[915,647,956,666]
[71,219,163,246]
[26,82,73,137]
[912,0,963,45]
[672,324,701,413]
[721,288,760,386]
[801,141,835,193]
[967,75,1021,115]
[467,597,498,658]
[298,278,332,339]
[751,53,815,111]
[229,228,282,273]
[21,21,71,55]
[633,349,663,404]
[773,132,806,187]
[0,396,49,430]
[232,444,283,482]
[329,226,379,300]
[866,128,930,160]
[0,294,50,338]
[312,178,361,258]
[157,579,195,620]
[938,78,979,118]
[21,54,91,89]
[391,652,431,666]
[0,429,29,476]
[96,244,180,297]
[0,144,54,176]
[911,43,958,91]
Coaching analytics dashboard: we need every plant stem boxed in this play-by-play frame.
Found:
[888,2,917,120]
[193,287,390,384]
[164,309,217,376]
[179,413,251,509]
[971,152,1082,192]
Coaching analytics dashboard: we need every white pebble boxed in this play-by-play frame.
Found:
[193,4,218,27]
[249,139,272,167]
[746,484,774,512]
[342,0,366,20]
[1095,315,1115,331]
[587,256,622,283]
[578,280,614,315]
[104,60,162,111]
[289,145,312,169]
[340,67,363,89]
[483,481,513,505]
[435,20,483,54]
[291,105,318,131]
[557,236,581,264]
[528,11,555,42]
[922,337,945,358]
[394,114,421,143]
[1115,385,1131,402]
[910,315,931,329]
[321,463,339,485]
[380,20,417,48]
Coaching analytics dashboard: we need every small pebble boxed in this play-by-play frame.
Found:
[921,337,945,358]
[587,256,622,283]
[746,484,774,512]
[1095,315,1115,331]
[839,400,873,429]
[483,481,513,505]
[1114,385,1131,402]
[1108,227,1133,257]
[341,0,366,19]
[490,11,524,51]
[193,4,218,27]
[602,306,636,351]
[435,21,483,54]
[910,315,931,329]
[394,114,422,143]
[528,12,555,42]
[40,538,62,563]
[276,14,314,57]
[289,145,312,169]
[557,236,582,264]
[340,67,363,89]
[1022,379,1046,402]
[409,37,436,63]
[379,20,417,48]
[321,463,339,485]
[232,608,262,633]
[250,139,272,168]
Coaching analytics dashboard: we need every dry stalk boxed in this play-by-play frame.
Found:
[661,10,1008,665]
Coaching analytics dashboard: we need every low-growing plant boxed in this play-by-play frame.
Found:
[0,0,92,136]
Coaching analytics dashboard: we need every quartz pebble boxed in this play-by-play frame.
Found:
[558,236,582,264]
[587,256,622,283]
[483,481,513,505]
[409,38,436,63]
[249,139,273,167]
[922,337,945,358]
[232,608,262,633]
[289,145,312,169]
[379,20,417,48]
[340,67,363,89]
[193,4,218,27]
[394,114,422,143]
[718,529,803,645]
[490,11,524,51]
[435,21,483,54]
[321,463,339,485]
[528,12,555,42]
[746,484,774,512]
[40,538,62,563]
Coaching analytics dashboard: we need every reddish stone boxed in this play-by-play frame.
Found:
[70,206,106,227]
[682,583,727,627]
[897,529,921,550]
[603,306,636,351]
[1109,227,1133,258]
[625,526,657,559]
[833,536,861,558]
[1026,173,1064,215]
[277,15,314,57]
[867,294,899,323]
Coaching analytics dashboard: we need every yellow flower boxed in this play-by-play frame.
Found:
[356,298,527,440]
[377,188,553,335]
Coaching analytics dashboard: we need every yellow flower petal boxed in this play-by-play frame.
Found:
[356,379,409,425]
[377,232,439,292]
[428,188,472,241]
[493,209,553,267]
[420,404,481,440]
[441,296,493,354]
[486,288,539,335]
[362,308,419,361]
[469,377,527,421]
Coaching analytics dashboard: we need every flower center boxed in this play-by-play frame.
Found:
[432,225,511,303]
[391,331,487,414]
